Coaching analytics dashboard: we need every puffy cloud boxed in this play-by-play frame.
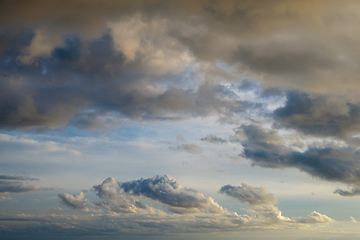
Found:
[294,211,334,224]
[92,177,160,214]
[96,175,227,214]
[58,192,101,213]
[220,183,278,206]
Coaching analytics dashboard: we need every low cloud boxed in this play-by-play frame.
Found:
[0,175,57,193]
[220,183,278,206]
[58,192,101,213]
[0,175,39,181]
[49,175,335,237]
[94,175,226,214]
[176,144,200,154]
[273,91,360,141]
[92,177,161,214]
[201,134,227,144]
[334,187,360,197]
[238,123,360,185]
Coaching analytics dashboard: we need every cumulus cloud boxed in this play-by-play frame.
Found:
[220,183,333,225]
[92,177,161,214]
[58,192,101,213]
[294,211,334,224]
[45,175,335,237]
[93,175,226,214]
[220,183,278,206]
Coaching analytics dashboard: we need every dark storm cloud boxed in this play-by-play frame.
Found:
[220,183,277,206]
[239,123,360,185]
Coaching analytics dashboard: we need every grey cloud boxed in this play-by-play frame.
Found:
[0,175,39,181]
[176,144,200,154]
[239,123,360,185]
[273,90,360,141]
[0,30,254,130]
[0,181,56,193]
[1,1,360,131]
[220,183,277,206]
[334,187,360,197]
[0,175,56,193]
[201,134,227,144]
[0,209,331,238]
[233,123,285,152]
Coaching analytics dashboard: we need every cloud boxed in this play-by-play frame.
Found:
[176,144,200,154]
[94,175,227,214]
[0,196,15,202]
[273,90,360,141]
[0,29,255,130]
[294,211,334,224]
[176,134,184,141]
[5,175,333,237]
[238,123,360,185]
[334,187,360,197]
[0,174,57,193]
[0,181,56,193]
[219,183,278,206]
[0,175,39,181]
[0,133,81,155]
[201,134,227,144]
[92,177,160,214]
[58,192,101,213]
[1,0,360,131]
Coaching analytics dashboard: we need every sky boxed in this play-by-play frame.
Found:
[1,0,360,239]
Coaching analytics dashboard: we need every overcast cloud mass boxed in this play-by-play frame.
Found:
[1,1,360,239]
